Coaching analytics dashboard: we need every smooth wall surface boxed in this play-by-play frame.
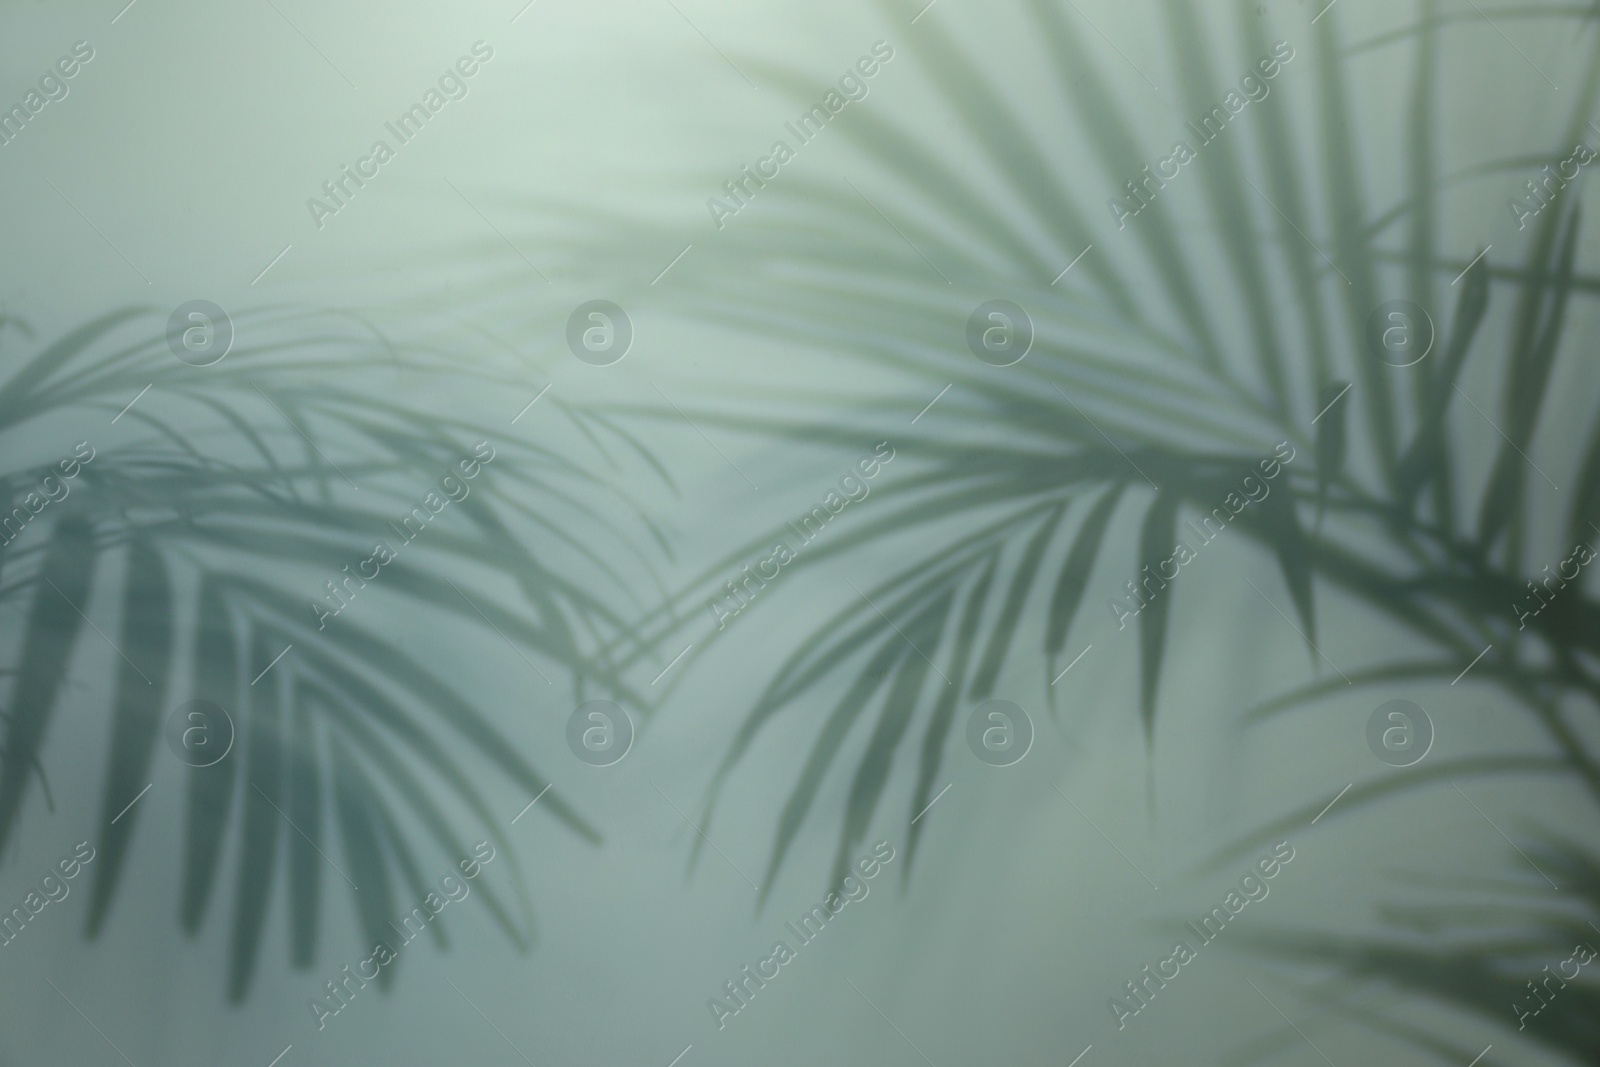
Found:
[0,2,1595,1066]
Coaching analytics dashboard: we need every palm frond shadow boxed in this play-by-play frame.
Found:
[459,0,1600,1060]
[1223,832,1600,1064]
[0,308,656,1000]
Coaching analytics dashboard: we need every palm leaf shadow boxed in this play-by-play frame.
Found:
[0,307,656,999]
[490,0,1600,1060]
